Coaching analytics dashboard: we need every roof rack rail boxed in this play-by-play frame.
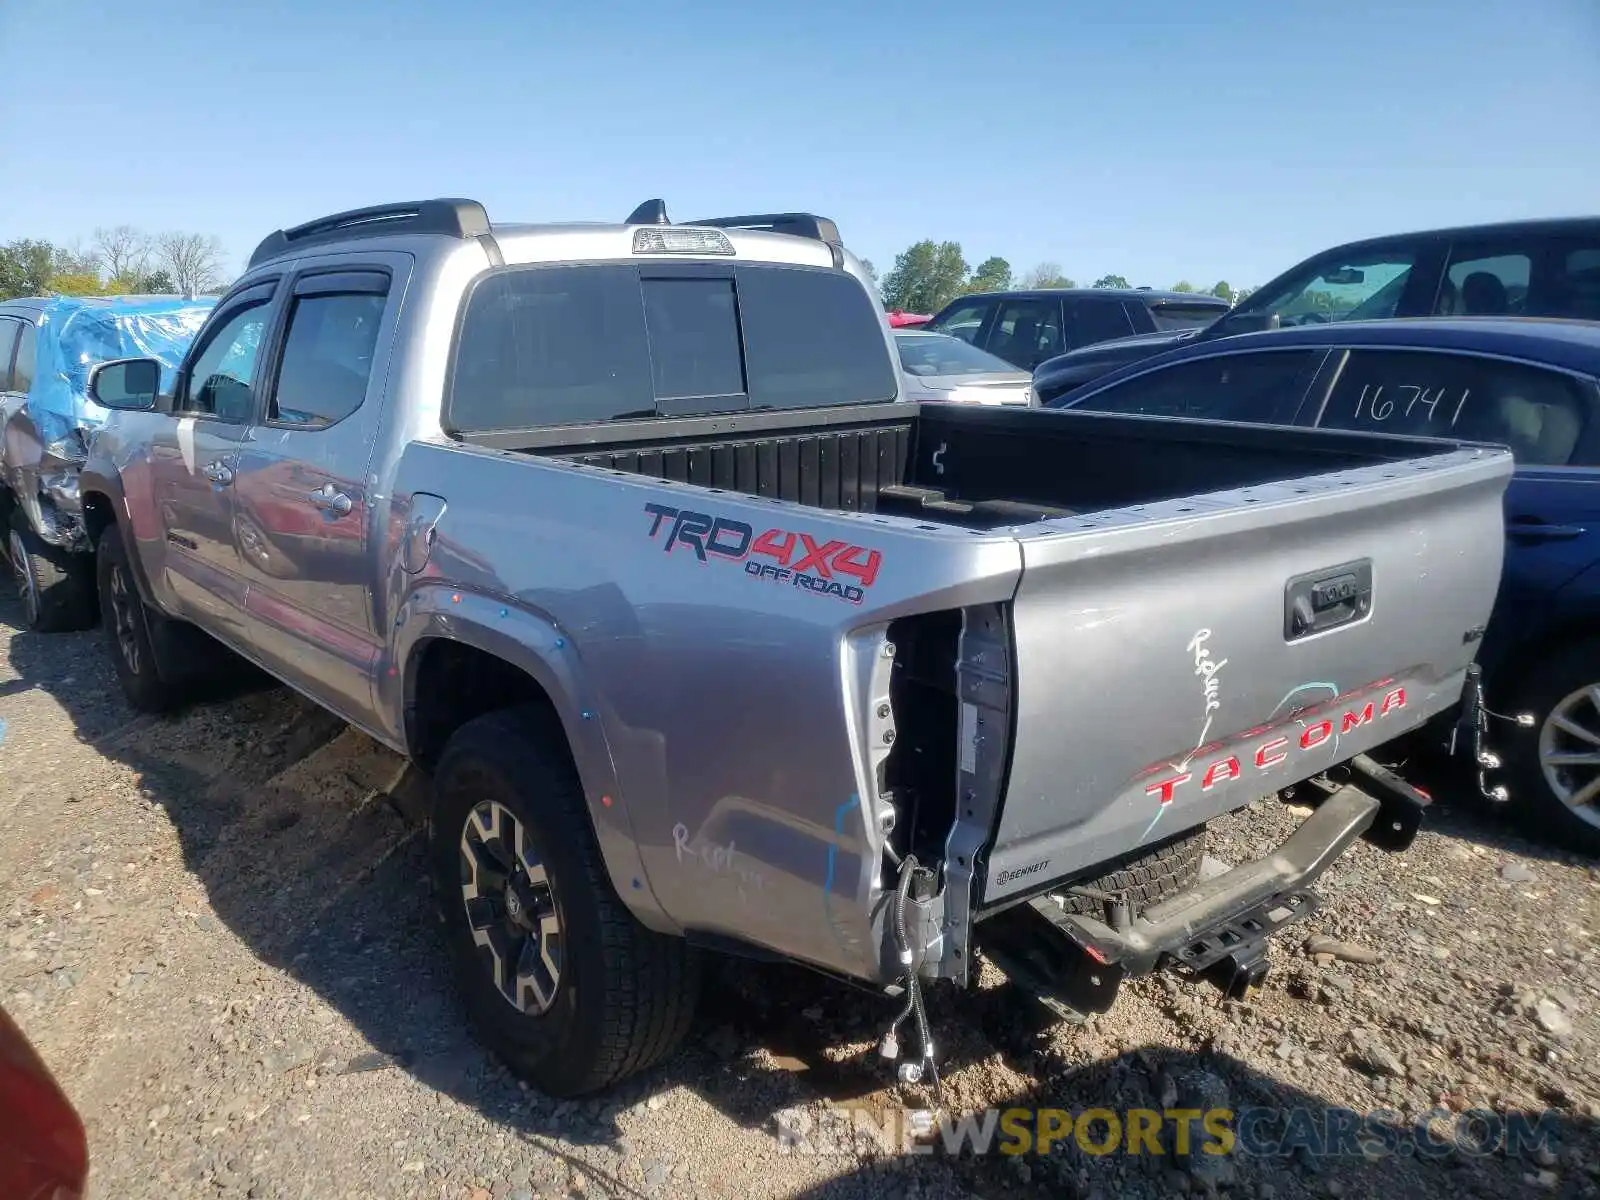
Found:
[686,212,845,267]
[247,198,499,269]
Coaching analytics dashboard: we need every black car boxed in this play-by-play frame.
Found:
[1050,315,1600,854]
[1032,216,1600,404]
[922,287,1229,372]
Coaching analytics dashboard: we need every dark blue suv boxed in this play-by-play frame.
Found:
[1050,316,1600,854]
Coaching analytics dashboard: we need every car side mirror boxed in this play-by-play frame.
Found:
[1216,311,1280,336]
[89,358,162,411]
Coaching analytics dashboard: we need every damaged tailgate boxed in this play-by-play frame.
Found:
[980,445,1513,908]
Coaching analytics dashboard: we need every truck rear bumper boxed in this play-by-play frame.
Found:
[1054,781,1407,978]
[978,769,1428,1015]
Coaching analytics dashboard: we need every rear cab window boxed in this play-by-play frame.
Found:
[446,262,898,433]
[1315,349,1592,466]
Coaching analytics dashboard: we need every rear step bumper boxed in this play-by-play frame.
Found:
[1047,780,1419,978]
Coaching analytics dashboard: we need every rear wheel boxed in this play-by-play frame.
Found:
[430,706,701,1096]
[7,511,95,633]
[1504,644,1600,856]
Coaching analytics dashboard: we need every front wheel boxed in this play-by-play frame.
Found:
[1503,644,1600,856]
[7,511,95,633]
[430,707,701,1096]
[96,527,191,713]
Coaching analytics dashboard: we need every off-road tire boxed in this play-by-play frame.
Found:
[96,526,193,713]
[430,706,702,1096]
[8,510,96,633]
[1053,824,1208,917]
[1503,643,1600,856]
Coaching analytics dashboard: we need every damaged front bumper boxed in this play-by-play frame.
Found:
[978,768,1429,1016]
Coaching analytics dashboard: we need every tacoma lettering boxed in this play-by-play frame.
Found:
[1144,687,1408,806]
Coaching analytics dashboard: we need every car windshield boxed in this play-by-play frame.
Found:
[896,332,1016,377]
[1149,303,1228,332]
[1238,251,1417,328]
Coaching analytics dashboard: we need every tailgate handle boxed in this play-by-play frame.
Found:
[1285,559,1372,642]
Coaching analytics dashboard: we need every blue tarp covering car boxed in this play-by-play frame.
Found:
[0,294,215,630]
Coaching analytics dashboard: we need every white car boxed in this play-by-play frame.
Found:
[893,329,1034,405]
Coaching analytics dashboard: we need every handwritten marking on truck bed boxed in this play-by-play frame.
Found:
[672,822,767,900]
[643,502,882,604]
[1170,628,1229,773]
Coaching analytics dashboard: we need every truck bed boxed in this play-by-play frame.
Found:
[437,401,1510,976]
[464,400,1485,529]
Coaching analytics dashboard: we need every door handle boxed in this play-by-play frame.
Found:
[203,461,233,486]
[307,483,353,518]
[1508,518,1585,542]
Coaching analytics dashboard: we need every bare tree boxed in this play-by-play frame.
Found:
[94,225,153,284]
[1020,261,1075,289]
[155,231,226,295]
[52,238,103,279]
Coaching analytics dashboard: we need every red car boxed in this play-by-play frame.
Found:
[885,309,932,328]
[1,1005,88,1199]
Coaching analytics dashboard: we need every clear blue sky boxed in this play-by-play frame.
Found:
[2,0,1596,290]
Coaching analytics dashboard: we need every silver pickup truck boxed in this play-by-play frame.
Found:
[77,198,1513,1098]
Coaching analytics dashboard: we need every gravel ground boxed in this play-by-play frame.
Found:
[1,594,1597,1200]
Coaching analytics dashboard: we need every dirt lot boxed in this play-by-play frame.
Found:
[2,594,1598,1200]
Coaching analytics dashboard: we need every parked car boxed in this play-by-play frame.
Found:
[80,196,1508,1097]
[1049,316,1600,853]
[885,309,932,328]
[924,287,1228,372]
[0,1004,89,1200]
[1033,216,1600,404]
[894,329,1034,405]
[0,295,215,632]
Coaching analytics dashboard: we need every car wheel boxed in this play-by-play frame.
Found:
[96,526,192,713]
[1504,645,1600,856]
[7,511,95,633]
[430,706,701,1096]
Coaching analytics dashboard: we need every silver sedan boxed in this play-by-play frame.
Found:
[894,330,1035,406]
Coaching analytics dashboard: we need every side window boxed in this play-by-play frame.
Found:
[1068,350,1323,424]
[0,319,18,392]
[178,300,273,421]
[1436,247,1530,316]
[986,299,1062,368]
[928,299,991,346]
[449,266,652,431]
[1316,350,1589,466]
[640,278,745,405]
[1245,250,1416,326]
[1071,299,1136,348]
[1553,246,1600,321]
[12,323,35,394]
[267,275,390,427]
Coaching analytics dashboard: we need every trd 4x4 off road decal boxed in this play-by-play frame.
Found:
[643,503,882,604]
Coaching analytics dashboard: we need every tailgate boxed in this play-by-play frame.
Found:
[981,445,1513,907]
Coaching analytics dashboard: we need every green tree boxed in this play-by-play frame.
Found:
[0,239,57,300]
[136,269,177,294]
[859,259,878,287]
[966,256,1013,294]
[1171,280,1196,293]
[48,273,107,296]
[881,240,969,314]
[1092,273,1131,290]
[1019,262,1075,289]
[1210,281,1234,302]
[1234,286,1256,305]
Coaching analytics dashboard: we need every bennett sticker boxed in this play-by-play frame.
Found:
[644,503,882,604]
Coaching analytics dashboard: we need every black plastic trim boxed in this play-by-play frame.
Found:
[248,198,495,269]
